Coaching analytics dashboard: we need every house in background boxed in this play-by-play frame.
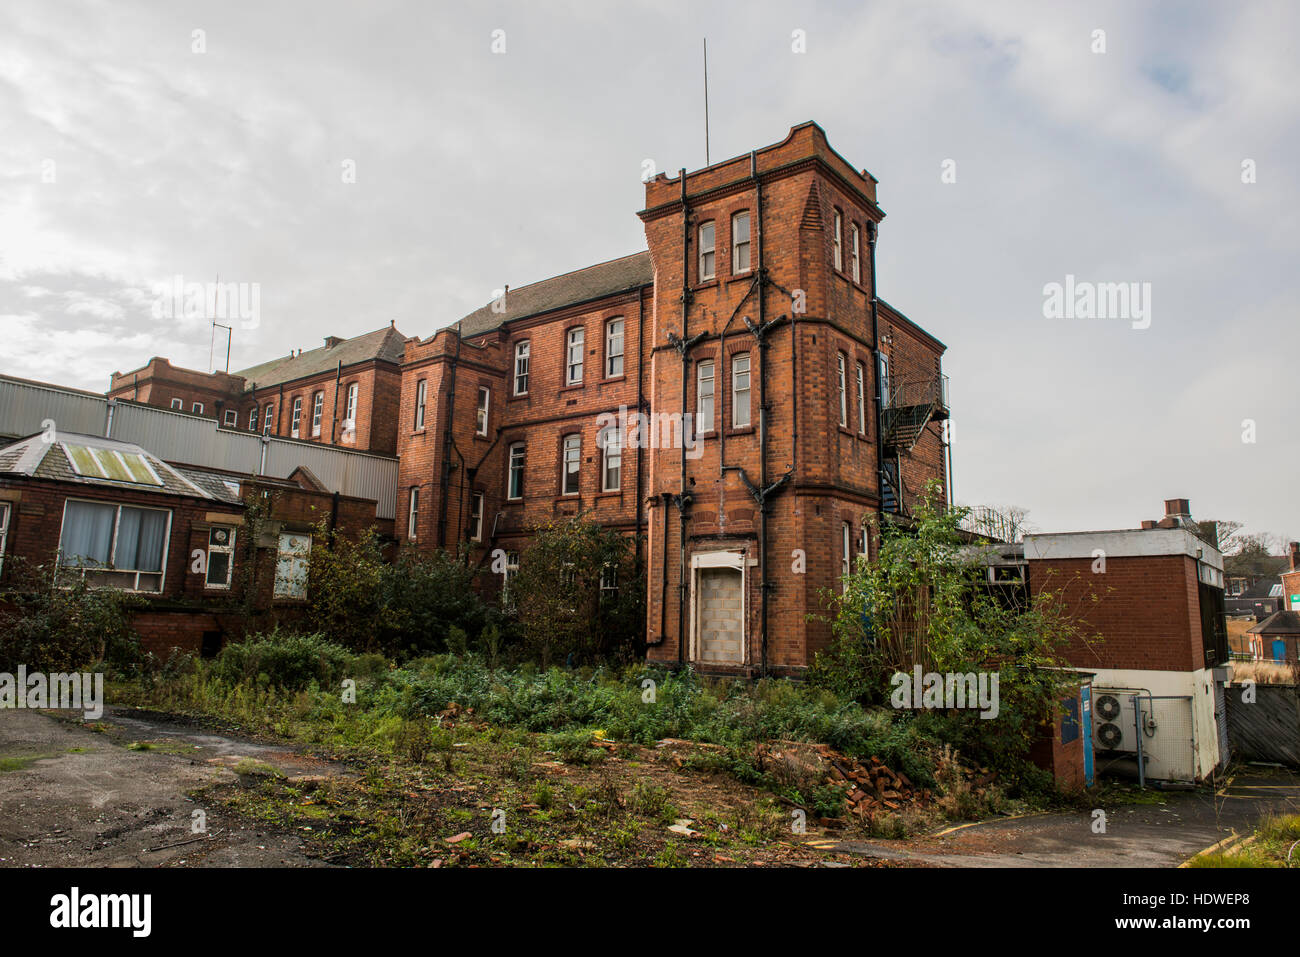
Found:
[1280,541,1300,615]
[107,323,407,455]
[1244,610,1300,664]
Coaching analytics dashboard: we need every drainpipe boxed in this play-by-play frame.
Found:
[676,170,692,665]
[438,323,462,548]
[105,399,116,438]
[753,150,771,676]
[659,492,672,648]
[867,221,886,510]
[944,422,954,507]
[330,360,342,444]
[636,285,646,572]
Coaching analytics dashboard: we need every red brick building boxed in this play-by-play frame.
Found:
[1011,498,1231,782]
[1281,541,1300,615]
[397,123,951,674]
[0,431,378,657]
[108,323,406,455]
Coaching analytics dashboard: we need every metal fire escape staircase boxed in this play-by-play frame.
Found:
[879,374,949,513]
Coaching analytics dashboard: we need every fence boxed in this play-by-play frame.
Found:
[1225,683,1300,767]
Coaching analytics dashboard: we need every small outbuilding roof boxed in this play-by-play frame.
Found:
[1246,610,1300,636]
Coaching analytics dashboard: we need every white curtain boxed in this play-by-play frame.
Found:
[114,506,167,572]
[60,501,115,567]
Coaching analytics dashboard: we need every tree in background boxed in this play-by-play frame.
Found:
[508,514,642,668]
[810,481,1100,775]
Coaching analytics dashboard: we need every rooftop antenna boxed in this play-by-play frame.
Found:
[210,320,232,374]
[703,38,711,166]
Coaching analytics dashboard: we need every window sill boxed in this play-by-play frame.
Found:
[600,375,627,385]
[595,490,622,499]
[560,381,585,392]
[507,392,530,402]
[693,279,719,292]
[725,425,755,437]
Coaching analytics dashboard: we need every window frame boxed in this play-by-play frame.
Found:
[696,358,715,436]
[565,327,585,385]
[249,407,258,432]
[311,391,324,437]
[223,409,236,427]
[170,398,183,410]
[841,522,852,591]
[513,341,530,395]
[878,353,891,410]
[475,386,490,436]
[833,209,843,271]
[291,397,303,438]
[273,531,311,600]
[837,352,848,428]
[856,362,867,435]
[204,524,236,590]
[56,498,173,594]
[561,433,581,496]
[344,382,358,425]
[599,563,619,603]
[414,379,427,430]
[469,492,484,543]
[263,403,274,436]
[0,501,9,578]
[604,318,624,379]
[731,352,752,428]
[192,401,204,415]
[850,223,861,283]
[507,442,525,500]
[407,486,419,540]
[732,211,751,274]
[698,221,716,281]
[600,425,622,492]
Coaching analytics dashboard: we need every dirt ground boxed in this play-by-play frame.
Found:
[0,707,874,868]
[5,705,1293,868]
[0,708,336,867]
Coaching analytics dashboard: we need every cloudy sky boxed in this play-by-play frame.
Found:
[1,0,1295,543]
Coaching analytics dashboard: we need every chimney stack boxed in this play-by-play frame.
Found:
[1164,498,1191,520]
[324,336,343,349]
[1290,541,1300,571]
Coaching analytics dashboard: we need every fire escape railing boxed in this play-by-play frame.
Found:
[879,374,949,514]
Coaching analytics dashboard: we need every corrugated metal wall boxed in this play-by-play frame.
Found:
[0,375,397,519]
[0,377,108,437]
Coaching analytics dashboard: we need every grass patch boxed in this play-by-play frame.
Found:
[0,753,54,772]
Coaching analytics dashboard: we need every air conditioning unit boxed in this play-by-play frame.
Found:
[1093,691,1140,754]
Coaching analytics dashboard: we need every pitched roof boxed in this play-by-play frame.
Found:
[235,324,407,389]
[0,432,214,500]
[456,252,653,338]
[1246,610,1300,636]
[173,466,244,505]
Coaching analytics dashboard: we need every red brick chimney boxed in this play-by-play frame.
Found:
[1290,541,1300,572]
[1141,520,1158,530]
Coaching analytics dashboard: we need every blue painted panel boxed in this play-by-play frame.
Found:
[1081,685,1094,787]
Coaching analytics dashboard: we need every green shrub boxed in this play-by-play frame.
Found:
[211,629,354,691]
